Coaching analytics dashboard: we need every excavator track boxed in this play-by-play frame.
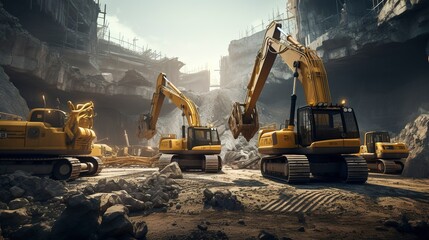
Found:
[0,156,81,181]
[342,155,368,183]
[375,159,403,174]
[261,155,310,184]
[65,157,82,181]
[158,154,173,170]
[204,155,222,173]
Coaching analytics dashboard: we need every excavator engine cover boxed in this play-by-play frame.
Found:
[228,102,259,141]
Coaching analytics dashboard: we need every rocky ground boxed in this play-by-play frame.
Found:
[1,166,428,240]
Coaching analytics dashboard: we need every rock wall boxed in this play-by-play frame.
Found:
[0,66,29,118]
[397,114,429,178]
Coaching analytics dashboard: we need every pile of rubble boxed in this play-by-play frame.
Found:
[223,135,261,169]
[0,164,182,239]
[396,114,429,178]
[203,189,244,211]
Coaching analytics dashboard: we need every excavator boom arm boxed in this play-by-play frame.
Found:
[138,73,201,140]
[229,21,331,141]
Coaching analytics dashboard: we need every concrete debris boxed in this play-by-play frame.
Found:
[8,198,29,210]
[396,114,429,178]
[383,215,429,237]
[50,193,100,240]
[99,204,133,239]
[159,162,183,179]
[203,189,244,211]
[0,170,68,202]
[119,69,152,87]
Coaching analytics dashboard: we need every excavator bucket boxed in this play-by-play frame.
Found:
[228,102,259,141]
[137,114,156,139]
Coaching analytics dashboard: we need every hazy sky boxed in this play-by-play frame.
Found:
[99,0,285,81]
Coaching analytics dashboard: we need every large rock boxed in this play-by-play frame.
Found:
[99,204,133,239]
[8,198,29,210]
[0,208,31,228]
[132,219,148,240]
[397,114,429,178]
[9,186,25,198]
[112,190,145,212]
[50,193,100,240]
[8,222,51,240]
[159,162,183,179]
[203,189,244,211]
[0,66,29,118]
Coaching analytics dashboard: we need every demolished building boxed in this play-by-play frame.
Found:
[0,0,209,145]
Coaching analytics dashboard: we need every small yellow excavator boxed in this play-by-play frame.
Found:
[359,131,408,174]
[229,21,368,183]
[138,73,222,172]
[0,101,103,180]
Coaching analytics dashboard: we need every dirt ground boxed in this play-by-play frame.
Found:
[74,167,429,239]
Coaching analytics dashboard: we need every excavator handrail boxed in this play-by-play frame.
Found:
[138,73,202,140]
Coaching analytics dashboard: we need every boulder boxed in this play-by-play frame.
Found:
[9,186,25,198]
[112,190,145,212]
[99,204,133,238]
[203,189,244,211]
[50,193,100,240]
[159,162,183,179]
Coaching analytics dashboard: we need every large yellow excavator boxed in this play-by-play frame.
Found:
[229,21,368,183]
[138,73,222,172]
[359,131,408,174]
[0,101,103,180]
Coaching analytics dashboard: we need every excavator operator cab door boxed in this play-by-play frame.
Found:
[297,106,360,147]
[29,109,67,128]
[187,127,221,150]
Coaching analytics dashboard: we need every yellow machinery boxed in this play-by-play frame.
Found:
[0,101,103,180]
[138,73,222,172]
[229,21,368,183]
[359,131,408,174]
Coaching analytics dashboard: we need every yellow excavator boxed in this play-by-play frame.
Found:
[229,21,368,183]
[138,73,222,172]
[359,131,408,174]
[0,101,103,180]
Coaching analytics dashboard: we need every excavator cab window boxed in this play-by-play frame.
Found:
[366,132,390,153]
[188,127,220,149]
[29,109,66,128]
[297,107,360,146]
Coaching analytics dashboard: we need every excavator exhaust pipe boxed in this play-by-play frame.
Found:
[228,102,259,141]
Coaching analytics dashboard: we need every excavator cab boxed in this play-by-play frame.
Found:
[364,131,390,153]
[297,105,360,148]
[29,109,67,128]
[187,127,221,150]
